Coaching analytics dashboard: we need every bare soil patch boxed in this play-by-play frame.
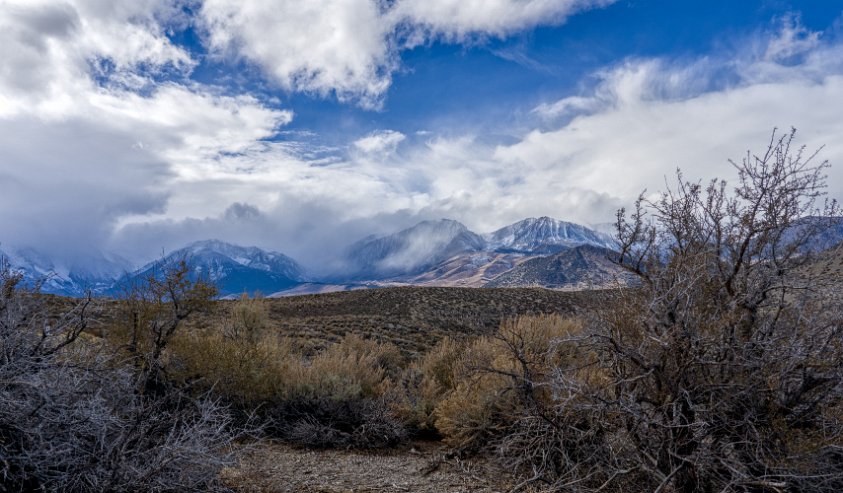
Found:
[224,441,515,493]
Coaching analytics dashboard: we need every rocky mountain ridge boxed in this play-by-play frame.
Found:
[4,216,840,297]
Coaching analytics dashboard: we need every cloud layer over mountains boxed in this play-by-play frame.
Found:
[1,1,842,273]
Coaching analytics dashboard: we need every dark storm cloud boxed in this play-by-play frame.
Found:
[0,118,171,261]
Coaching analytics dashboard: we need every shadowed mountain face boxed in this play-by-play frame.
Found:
[340,217,617,282]
[790,216,843,253]
[115,240,306,297]
[485,245,637,289]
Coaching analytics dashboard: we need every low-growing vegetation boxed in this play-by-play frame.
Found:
[169,301,408,449]
[0,261,236,492]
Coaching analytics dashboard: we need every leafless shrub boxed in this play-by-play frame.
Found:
[0,259,237,492]
[496,129,843,493]
[594,129,843,493]
[283,397,408,449]
[460,129,843,493]
[109,258,217,394]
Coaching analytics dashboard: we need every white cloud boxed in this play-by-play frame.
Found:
[0,0,195,118]
[502,76,843,202]
[510,17,843,207]
[200,0,397,109]
[0,0,292,264]
[532,95,601,120]
[764,13,821,63]
[395,0,615,39]
[107,16,843,270]
[3,2,843,276]
[198,0,615,107]
[354,130,406,154]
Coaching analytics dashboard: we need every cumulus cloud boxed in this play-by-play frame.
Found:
[354,130,406,154]
[394,0,615,39]
[0,0,194,118]
[200,0,397,108]
[198,0,615,107]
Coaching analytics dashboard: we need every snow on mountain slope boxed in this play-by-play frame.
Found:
[117,240,306,296]
[485,216,616,254]
[0,246,130,296]
[485,244,636,290]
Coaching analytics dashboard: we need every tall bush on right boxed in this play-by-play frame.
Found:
[537,128,843,493]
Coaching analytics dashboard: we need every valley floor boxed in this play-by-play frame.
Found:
[223,441,515,493]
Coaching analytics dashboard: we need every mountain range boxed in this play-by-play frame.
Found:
[3,216,841,297]
[114,240,306,297]
[340,217,615,281]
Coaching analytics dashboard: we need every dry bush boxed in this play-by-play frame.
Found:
[264,333,408,448]
[433,314,585,451]
[106,259,217,394]
[170,329,296,408]
[389,336,465,432]
[588,129,843,493]
[169,299,409,449]
[300,333,405,398]
[281,396,408,449]
[168,293,299,410]
[221,292,271,342]
[497,129,843,493]
[0,260,236,492]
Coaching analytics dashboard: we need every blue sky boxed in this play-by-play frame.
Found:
[1,0,842,270]
[178,0,843,142]
[152,1,841,145]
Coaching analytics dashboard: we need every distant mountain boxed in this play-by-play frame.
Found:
[381,252,529,288]
[0,246,129,297]
[20,214,840,298]
[486,216,616,254]
[343,219,485,279]
[118,240,306,297]
[485,245,636,290]
[792,216,843,253]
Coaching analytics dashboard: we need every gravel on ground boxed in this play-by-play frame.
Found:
[223,440,517,493]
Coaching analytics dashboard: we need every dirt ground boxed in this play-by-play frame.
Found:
[223,440,518,493]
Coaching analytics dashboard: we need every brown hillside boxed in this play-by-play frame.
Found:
[252,286,607,356]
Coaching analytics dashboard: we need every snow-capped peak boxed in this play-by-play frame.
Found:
[485,216,616,254]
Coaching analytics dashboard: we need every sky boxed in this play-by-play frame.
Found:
[1,0,842,273]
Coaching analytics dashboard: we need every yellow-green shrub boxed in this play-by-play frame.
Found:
[169,327,296,406]
[433,314,585,450]
[286,333,404,401]
[388,336,465,432]
[167,295,408,447]
[220,293,270,343]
